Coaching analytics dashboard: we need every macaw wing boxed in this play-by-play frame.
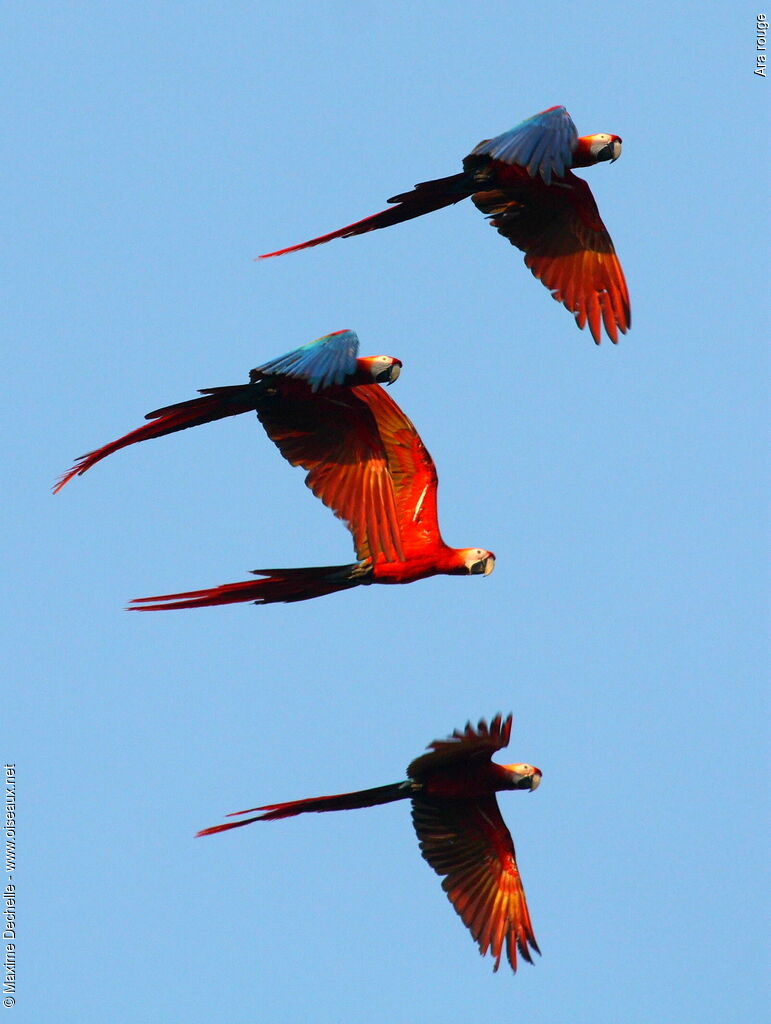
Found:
[256,384,404,563]
[407,715,512,779]
[353,384,443,561]
[253,330,360,392]
[468,106,577,185]
[411,793,539,971]
[472,173,630,343]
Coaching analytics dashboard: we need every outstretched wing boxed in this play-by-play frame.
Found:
[411,793,539,971]
[407,714,512,779]
[469,106,577,185]
[254,330,360,392]
[353,384,444,561]
[472,173,630,343]
[256,384,404,563]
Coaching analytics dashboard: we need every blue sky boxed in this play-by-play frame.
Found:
[4,3,768,1022]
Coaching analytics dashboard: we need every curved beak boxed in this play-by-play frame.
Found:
[529,769,542,791]
[470,553,495,576]
[606,138,622,163]
[376,359,402,385]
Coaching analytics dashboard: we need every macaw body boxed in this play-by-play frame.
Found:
[198,714,541,973]
[130,542,494,611]
[260,106,630,343]
[55,329,493,609]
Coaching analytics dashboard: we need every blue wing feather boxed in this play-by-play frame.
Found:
[469,106,578,185]
[255,330,360,392]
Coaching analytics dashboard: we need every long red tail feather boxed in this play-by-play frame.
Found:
[197,782,409,837]
[258,173,470,258]
[54,384,259,492]
[128,563,366,610]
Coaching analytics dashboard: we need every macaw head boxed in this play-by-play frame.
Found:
[359,355,403,384]
[459,549,496,576]
[576,132,622,165]
[502,763,542,791]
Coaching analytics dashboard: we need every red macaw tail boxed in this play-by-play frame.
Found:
[128,562,371,611]
[197,781,411,836]
[258,172,471,258]
[53,384,261,493]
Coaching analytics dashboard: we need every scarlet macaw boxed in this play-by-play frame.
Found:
[260,106,630,344]
[129,368,494,608]
[53,330,401,492]
[55,329,493,607]
[199,714,541,973]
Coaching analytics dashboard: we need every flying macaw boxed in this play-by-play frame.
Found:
[260,106,630,344]
[128,365,494,608]
[55,329,494,607]
[54,330,401,492]
[198,714,541,973]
